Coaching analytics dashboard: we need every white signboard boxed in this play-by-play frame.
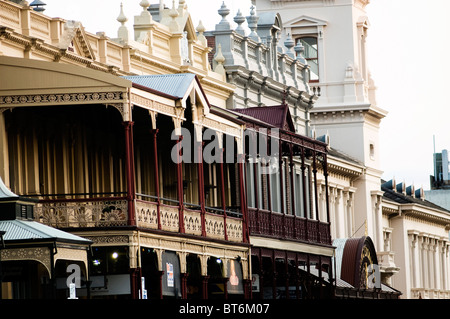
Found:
[166,262,174,287]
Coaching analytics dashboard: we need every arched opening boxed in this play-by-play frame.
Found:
[1,260,51,299]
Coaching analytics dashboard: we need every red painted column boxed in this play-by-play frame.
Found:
[202,276,210,299]
[181,273,188,299]
[323,153,331,244]
[289,145,297,239]
[220,148,228,241]
[198,142,206,237]
[312,151,320,242]
[176,135,185,233]
[124,121,136,226]
[301,147,308,241]
[238,153,249,243]
[151,129,162,230]
[157,270,164,299]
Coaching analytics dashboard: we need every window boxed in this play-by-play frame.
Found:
[298,37,319,82]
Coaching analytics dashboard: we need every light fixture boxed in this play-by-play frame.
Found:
[112,252,119,259]
[93,259,101,266]
[216,258,222,264]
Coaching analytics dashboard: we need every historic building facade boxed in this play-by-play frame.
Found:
[381,179,450,299]
[0,0,340,300]
[0,0,251,299]
[204,1,399,298]
[254,0,449,298]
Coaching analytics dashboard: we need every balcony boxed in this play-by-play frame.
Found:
[248,207,331,245]
[135,197,244,243]
[36,196,129,228]
[35,193,244,243]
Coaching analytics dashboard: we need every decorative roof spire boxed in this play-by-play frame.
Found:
[246,5,260,42]
[139,0,150,12]
[294,40,307,64]
[216,1,231,31]
[117,2,129,43]
[179,0,187,10]
[214,44,226,76]
[284,33,295,58]
[196,20,207,46]
[234,9,246,35]
[169,0,180,32]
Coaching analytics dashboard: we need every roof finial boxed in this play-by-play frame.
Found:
[246,5,260,42]
[234,9,246,35]
[216,1,231,31]
[284,33,295,58]
[294,39,307,64]
[139,0,150,12]
[196,20,207,46]
[169,0,180,32]
[214,43,226,76]
[117,2,129,43]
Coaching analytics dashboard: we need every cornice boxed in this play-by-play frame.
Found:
[0,26,124,75]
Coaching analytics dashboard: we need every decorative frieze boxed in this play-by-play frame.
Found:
[36,199,128,228]
[1,247,52,277]
[0,91,126,107]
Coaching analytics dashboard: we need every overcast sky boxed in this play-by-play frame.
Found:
[40,0,450,191]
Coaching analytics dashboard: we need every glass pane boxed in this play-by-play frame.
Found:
[300,37,318,59]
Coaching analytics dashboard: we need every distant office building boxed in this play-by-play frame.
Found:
[430,149,450,190]
[426,149,450,211]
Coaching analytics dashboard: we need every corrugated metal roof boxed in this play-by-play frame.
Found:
[232,105,295,132]
[122,73,196,99]
[0,177,18,199]
[0,219,91,244]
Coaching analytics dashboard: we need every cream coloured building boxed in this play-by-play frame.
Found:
[255,0,450,298]
[0,0,251,299]
[0,0,340,300]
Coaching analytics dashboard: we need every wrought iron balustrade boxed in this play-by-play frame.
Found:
[35,196,128,228]
[248,207,331,245]
[135,195,244,242]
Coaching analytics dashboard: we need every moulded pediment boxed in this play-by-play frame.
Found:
[59,21,96,60]
[284,15,328,29]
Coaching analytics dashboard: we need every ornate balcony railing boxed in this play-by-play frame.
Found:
[248,207,331,245]
[135,199,244,242]
[35,195,244,243]
[36,196,128,228]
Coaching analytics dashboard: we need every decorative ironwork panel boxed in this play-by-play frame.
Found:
[205,213,225,240]
[136,200,159,229]
[159,204,179,232]
[184,209,202,236]
[271,212,283,238]
[36,199,128,228]
[226,217,243,242]
[307,219,319,243]
[248,209,331,245]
